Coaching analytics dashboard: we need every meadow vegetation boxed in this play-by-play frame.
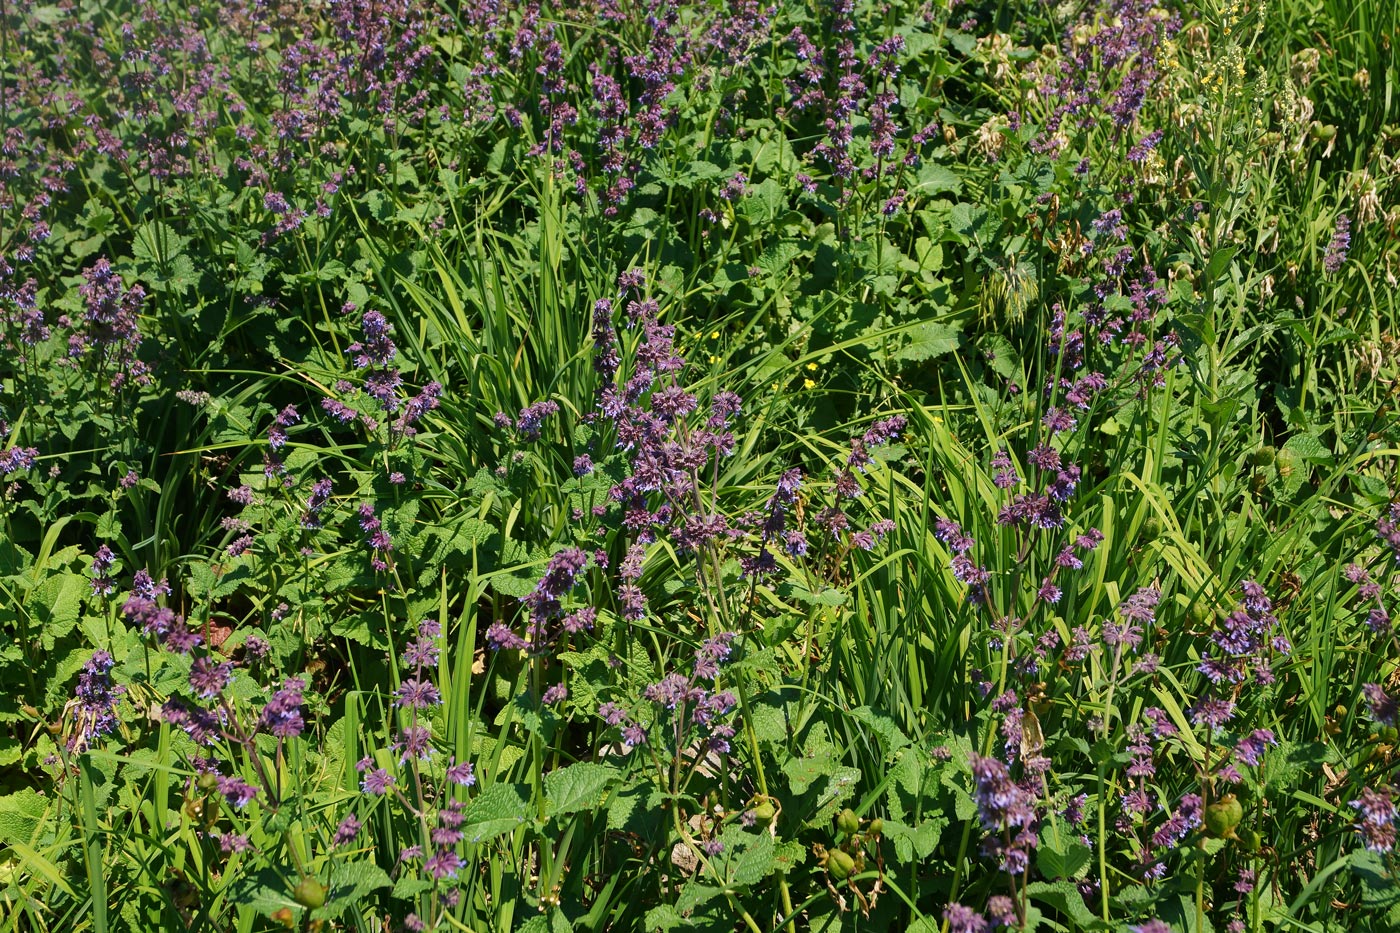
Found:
[1,0,1399,930]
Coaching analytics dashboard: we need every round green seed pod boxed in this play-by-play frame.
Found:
[827,849,856,880]
[1204,795,1244,839]
[197,772,219,793]
[293,878,327,909]
[1236,827,1262,853]
[836,808,860,836]
[867,818,883,838]
[1249,447,1275,467]
[752,802,777,826]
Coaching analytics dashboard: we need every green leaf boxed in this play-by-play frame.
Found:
[730,831,776,887]
[883,817,945,861]
[131,221,189,265]
[949,203,989,240]
[390,876,433,900]
[677,160,725,186]
[980,334,1019,380]
[893,322,961,362]
[0,789,49,845]
[644,905,685,931]
[491,573,537,598]
[676,880,722,913]
[916,163,962,196]
[781,755,837,795]
[1027,881,1107,930]
[1354,850,1400,908]
[313,861,391,920]
[849,707,911,753]
[1281,432,1331,466]
[34,572,85,649]
[544,762,619,819]
[1037,833,1092,880]
[228,868,301,917]
[460,783,531,842]
[787,584,849,607]
[738,179,786,226]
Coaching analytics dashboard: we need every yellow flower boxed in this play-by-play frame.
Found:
[805,362,818,371]
[803,378,816,390]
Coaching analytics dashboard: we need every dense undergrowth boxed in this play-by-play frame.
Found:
[1,0,1399,930]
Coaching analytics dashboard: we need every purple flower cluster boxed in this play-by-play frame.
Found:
[0,445,39,475]
[300,477,334,529]
[122,570,200,653]
[390,619,445,762]
[1107,586,1157,651]
[1324,214,1351,275]
[515,399,560,440]
[486,547,591,654]
[1363,683,1397,727]
[996,443,1082,530]
[71,258,151,389]
[358,503,394,572]
[262,404,299,485]
[1350,786,1396,853]
[1376,503,1400,565]
[254,677,307,740]
[324,310,441,439]
[1030,0,1180,158]
[600,633,737,754]
[1197,580,1290,687]
[968,753,1038,874]
[934,517,991,605]
[90,545,117,597]
[1344,562,1391,634]
[1150,793,1202,848]
[68,651,125,751]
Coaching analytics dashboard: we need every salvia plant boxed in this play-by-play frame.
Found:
[1,0,1399,930]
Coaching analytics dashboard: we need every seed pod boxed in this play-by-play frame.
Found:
[1236,827,1262,853]
[197,772,219,793]
[753,802,777,826]
[867,818,883,838]
[1249,447,1275,467]
[1204,795,1244,839]
[837,808,860,836]
[827,849,856,880]
[293,878,327,909]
